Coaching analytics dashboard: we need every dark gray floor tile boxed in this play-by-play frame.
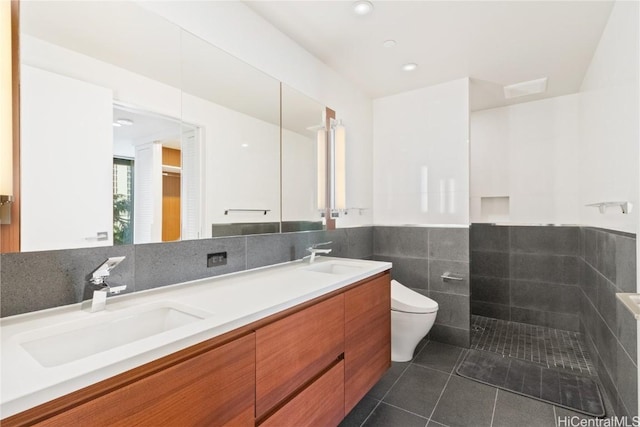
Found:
[457,349,511,386]
[340,395,379,427]
[362,402,428,427]
[430,376,496,427]
[368,361,410,400]
[383,365,449,417]
[428,228,469,261]
[413,341,464,374]
[492,390,557,427]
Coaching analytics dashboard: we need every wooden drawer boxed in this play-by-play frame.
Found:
[344,273,391,413]
[256,294,344,418]
[260,361,344,427]
[35,334,256,427]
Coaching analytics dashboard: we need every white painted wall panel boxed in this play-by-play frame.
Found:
[373,78,470,226]
[21,66,113,251]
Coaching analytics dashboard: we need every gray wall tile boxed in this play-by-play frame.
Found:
[373,255,429,290]
[428,323,470,347]
[510,307,580,332]
[429,259,469,295]
[471,276,510,305]
[470,224,509,252]
[246,232,308,269]
[596,277,618,332]
[373,226,429,258]
[582,262,599,306]
[346,226,374,259]
[308,229,348,258]
[471,251,510,278]
[615,235,637,293]
[135,237,246,291]
[471,301,510,320]
[429,291,470,329]
[1,246,135,317]
[510,253,578,285]
[616,299,638,362]
[510,280,579,315]
[616,343,638,417]
[597,231,617,284]
[428,228,469,261]
[509,226,579,255]
[583,228,598,267]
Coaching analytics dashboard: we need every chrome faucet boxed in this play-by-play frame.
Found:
[87,256,127,312]
[305,241,332,263]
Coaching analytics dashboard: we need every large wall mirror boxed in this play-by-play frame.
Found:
[17,0,330,253]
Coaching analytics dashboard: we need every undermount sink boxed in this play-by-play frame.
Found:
[304,261,368,275]
[19,302,211,367]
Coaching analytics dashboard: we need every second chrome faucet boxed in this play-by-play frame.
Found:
[305,241,332,263]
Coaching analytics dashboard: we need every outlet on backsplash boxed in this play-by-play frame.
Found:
[207,252,228,268]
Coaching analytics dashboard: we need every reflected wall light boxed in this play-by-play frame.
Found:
[316,128,326,210]
[0,0,13,224]
[331,120,346,212]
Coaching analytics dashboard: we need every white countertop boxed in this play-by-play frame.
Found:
[0,257,391,419]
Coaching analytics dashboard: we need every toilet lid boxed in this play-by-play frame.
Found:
[391,280,439,314]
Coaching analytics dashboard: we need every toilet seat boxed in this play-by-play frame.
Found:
[391,280,438,314]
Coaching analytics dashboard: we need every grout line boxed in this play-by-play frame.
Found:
[489,388,499,427]
[377,401,430,421]
[359,400,382,427]
[553,405,558,427]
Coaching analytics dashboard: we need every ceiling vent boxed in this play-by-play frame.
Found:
[503,77,548,99]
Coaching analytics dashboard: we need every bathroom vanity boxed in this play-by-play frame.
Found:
[0,257,391,426]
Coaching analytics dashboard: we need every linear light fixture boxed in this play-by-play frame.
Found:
[0,0,13,224]
[332,120,346,211]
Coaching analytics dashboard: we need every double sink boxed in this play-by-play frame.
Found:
[16,260,368,368]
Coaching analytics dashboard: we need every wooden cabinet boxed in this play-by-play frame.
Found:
[261,361,345,427]
[255,294,344,419]
[5,270,391,427]
[344,273,391,414]
[34,334,255,427]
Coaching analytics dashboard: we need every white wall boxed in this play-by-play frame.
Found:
[470,94,581,225]
[140,1,374,227]
[373,78,470,226]
[21,66,113,251]
[282,129,319,223]
[182,94,281,232]
[578,0,639,235]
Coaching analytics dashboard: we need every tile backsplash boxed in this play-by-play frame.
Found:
[0,227,374,317]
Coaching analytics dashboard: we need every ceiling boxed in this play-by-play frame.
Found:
[246,0,614,111]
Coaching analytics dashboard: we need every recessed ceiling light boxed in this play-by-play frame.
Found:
[402,63,418,71]
[112,122,122,127]
[116,118,134,126]
[241,143,249,148]
[382,40,396,48]
[353,1,373,15]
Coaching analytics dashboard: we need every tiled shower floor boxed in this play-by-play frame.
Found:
[471,315,596,376]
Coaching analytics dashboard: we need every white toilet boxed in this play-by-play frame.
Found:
[391,279,439,362]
